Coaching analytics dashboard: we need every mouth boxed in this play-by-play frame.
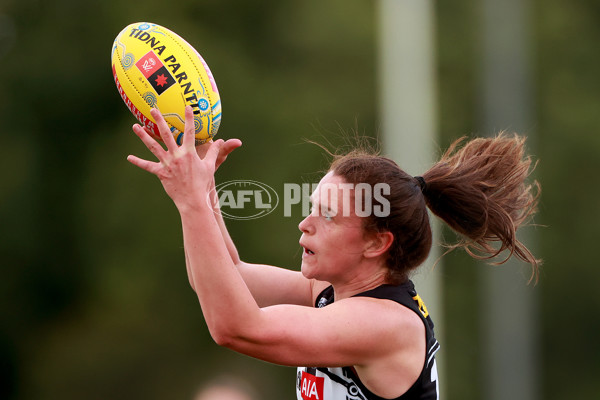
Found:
[300,241,315,256]
[304,247,315,255]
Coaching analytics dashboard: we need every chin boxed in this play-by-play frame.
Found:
[300,262,316,280]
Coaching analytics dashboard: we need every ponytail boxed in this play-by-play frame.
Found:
[326,132,540,284]
[420,132,541,282]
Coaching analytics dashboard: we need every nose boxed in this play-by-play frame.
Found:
[298,214,314,234]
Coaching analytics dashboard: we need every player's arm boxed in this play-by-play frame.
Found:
[183,204,424,397]
[179,202,421,369]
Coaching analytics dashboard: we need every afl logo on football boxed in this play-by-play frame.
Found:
[211,180,279,220]
[141,57,156,72]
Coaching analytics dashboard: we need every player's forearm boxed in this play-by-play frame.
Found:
[185,179,240,293]
[180,206,260,342]
[208,180,241,265]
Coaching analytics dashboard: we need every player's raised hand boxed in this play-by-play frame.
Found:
[127,106,225,212]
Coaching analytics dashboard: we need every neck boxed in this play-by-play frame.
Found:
[330,267,389,301]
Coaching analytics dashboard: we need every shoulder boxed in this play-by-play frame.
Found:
[341,296,425,346]
[332,297,427,398]
[307,295,425,365]
[309,283,425,344]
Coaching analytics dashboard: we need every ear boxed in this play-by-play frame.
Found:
[363,231,394,259]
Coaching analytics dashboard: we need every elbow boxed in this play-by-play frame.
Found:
[209,318,264,351]
[209,323,245,349]
[210,328,235,348]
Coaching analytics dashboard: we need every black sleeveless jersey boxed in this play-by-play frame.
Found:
[296,281,440,400]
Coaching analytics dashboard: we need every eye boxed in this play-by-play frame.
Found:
[310,205,333,221]
[322,211,334,221]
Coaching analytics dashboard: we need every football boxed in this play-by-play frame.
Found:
[111,22,221,144]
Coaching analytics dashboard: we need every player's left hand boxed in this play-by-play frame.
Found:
[127,106,226,212]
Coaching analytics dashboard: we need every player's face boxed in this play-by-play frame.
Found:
[298,172,372,284]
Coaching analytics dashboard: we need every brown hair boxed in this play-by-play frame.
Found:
[328,132,541,284]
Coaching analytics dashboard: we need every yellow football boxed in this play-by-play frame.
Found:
[111,22,221,144]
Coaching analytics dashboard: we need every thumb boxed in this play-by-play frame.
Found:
[204,139,224,167]
[215,139,242,170]
[221,139,243,157]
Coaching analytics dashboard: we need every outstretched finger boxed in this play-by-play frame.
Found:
[127,154,162,175]
[182,105,196,150]
[142,126,162,142]
[150,108,178,151]
[132,124,166,161]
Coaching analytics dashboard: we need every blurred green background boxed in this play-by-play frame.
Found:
[1,0,598,399]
